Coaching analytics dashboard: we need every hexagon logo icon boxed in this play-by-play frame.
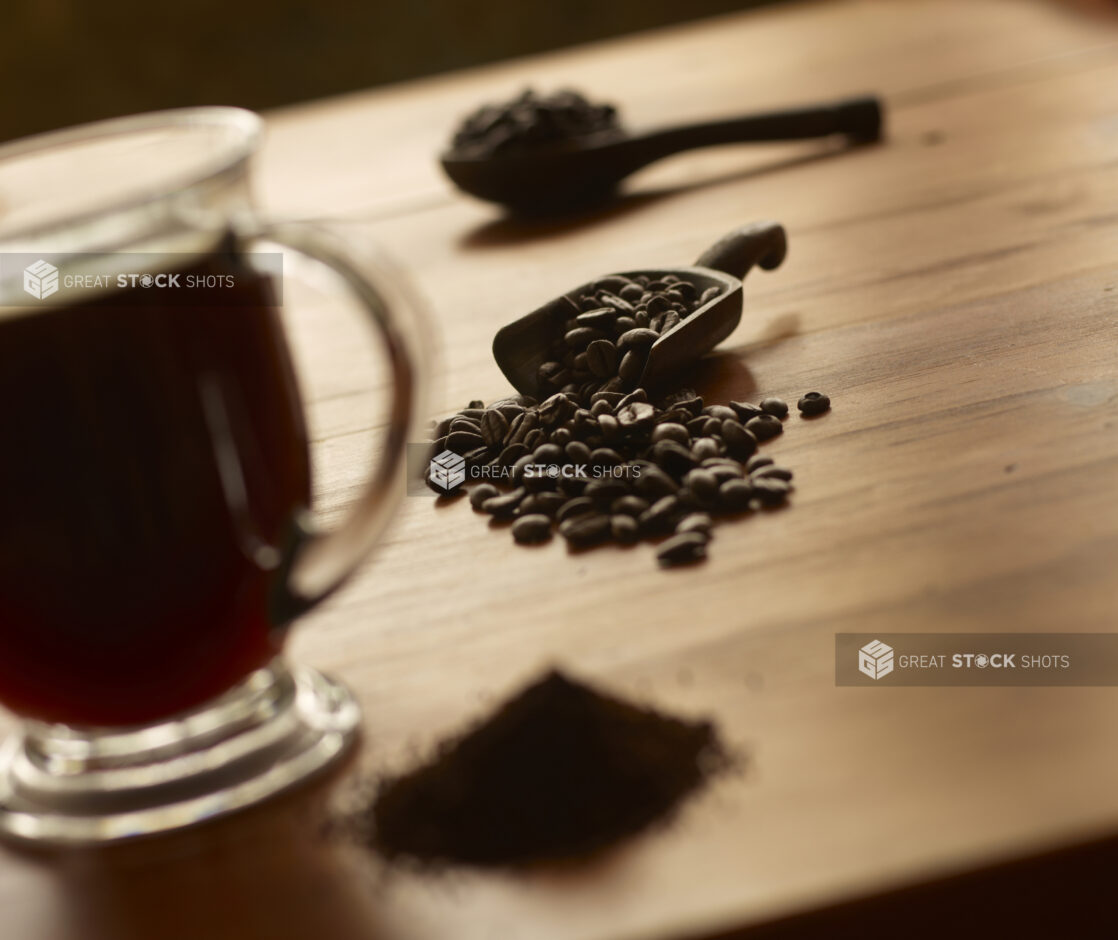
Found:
[858,639,894,680]
[23,260,59,300]
[428,449,466,492]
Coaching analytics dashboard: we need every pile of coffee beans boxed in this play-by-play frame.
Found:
[363,669,727,866]
[536,272,722,395]
[449,88,621,158]
[429,381,829,566]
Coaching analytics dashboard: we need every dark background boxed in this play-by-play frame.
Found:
[2,1,776,143]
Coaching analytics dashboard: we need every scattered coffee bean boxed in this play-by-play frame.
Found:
[759,397,789,419]
[752,477,791,506]
[639,495,681,534]
[585,339,619,378]
[744,414,783,441]
[482,489,526,518]
[610,514,640,543]
[798,391,831,416]
[521,492,567,517]
[676,513,713,536]
[651,422,689,446]
[556,496,595,523]
[559,512,612,547]
[752,466,793,481]
[729,401,764,422]
[746,455,773,473]
[703,405,738,421]
[611,495,649,517]
[718,479,753,511]
[657,532,708,567]
[511,514,553,544]
[469,483,500,509]
[691,437,721,463]
[720,419,757,460]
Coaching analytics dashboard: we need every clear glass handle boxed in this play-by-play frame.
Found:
[243,222,420,623]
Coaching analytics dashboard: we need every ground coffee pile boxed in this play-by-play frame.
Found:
[366,670,727,866]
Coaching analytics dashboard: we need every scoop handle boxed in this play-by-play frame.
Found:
[695,221,787,280]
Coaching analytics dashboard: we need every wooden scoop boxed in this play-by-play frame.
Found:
[493,222,787,398]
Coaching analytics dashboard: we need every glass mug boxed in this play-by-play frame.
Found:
[0,108,423,843]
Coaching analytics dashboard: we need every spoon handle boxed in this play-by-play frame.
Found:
[630,95,882,166]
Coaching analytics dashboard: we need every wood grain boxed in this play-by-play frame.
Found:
[4,0,1118,937]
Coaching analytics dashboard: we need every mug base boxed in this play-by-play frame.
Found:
[0,658,359,845]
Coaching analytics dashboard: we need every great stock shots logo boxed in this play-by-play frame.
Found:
[428,449,467,492]
[23,260,59,300]
[857,639,895,680]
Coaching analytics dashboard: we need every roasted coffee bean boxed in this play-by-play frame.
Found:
[469,483,500,509]
[575,308,618,331]
[550,427,572,446]
[555,496,595,523]
[537,361,566,389]
[590,399,613,417]
[590,390,624,407]
[798,391,831,416]
[686,415,711,435]
[639,495,681,534]
[616,401,656,429]
[718,478,753,511]
[585,339,619,378]
[464,446,490,468]
[613,315,636,334]
[618,283,643,302]
[496,442,529,467]
[633,309,651,328]
[657,532,708,567]
[460,408,486,420]
[759,397,789,419]
[565,440,592,464]
[651,422,689,446]
[691,437,721,462]
[701,417,722,437]
[634,465,678,499]
[598,414,620,439]
[676,512,713,536]
[617,328,658,351]
[645,294,670,314]
[683,468,720,507]
[729,400,764,422]
[699,285,722,306]
[746,454,774,472]
[521,492,567,517]
[720,419,758,459]
[598,291,635,316]
[651,439,696,477]
[660,311,680,333]
[481,489,525,518]
[606,514,637,542]
[564,327,607,349]
[705,464,742,484]
[572,352,590,375]
[745,414,783,441]
[512,514,553,544]
[446,429,485,453]
[448,416,480,434]
[753,466,793,481]
[616,388,649,409]
[538,392,573,426]
[590,447,623,465]
[618,348,649,385]
[559,512,611,547]
[584,478,629,504]
[508,410,538,444]
[479,409,510,447]
[511,454,535,483]
[611,495,649,517]
[752,477,790,506]
[523,428,546,450]
[703,405,737,421]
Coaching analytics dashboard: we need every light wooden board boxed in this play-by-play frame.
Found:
[3,1,1118,937]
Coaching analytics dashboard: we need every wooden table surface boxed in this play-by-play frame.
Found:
[5,0,1118,937]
